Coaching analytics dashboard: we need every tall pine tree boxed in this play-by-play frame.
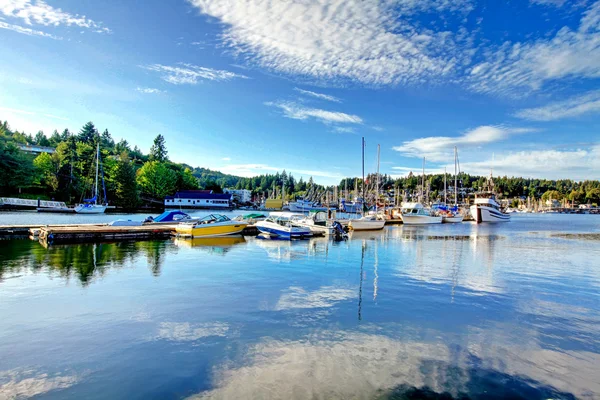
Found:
[149,134,168,162]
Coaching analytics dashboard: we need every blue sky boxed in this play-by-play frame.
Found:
[1,0,599,185]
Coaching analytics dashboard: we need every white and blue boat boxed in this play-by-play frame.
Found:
[339,198,364,214]
[288,199,328,213]
[255,212,312,239]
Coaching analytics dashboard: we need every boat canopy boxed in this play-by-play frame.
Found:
[198,214,231,223]
[83,195,97,203]
[243,213,266,219]
[153,210,190,222]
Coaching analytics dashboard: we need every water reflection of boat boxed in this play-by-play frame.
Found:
[173,235,246,248]
[253,236,309,261]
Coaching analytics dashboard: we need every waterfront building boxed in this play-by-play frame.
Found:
[164,190,232,209]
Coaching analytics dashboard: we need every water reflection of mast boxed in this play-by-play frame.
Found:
[358,240,366,321]
[373,239,378,301]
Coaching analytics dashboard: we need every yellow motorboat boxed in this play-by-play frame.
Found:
[175,214,248,238]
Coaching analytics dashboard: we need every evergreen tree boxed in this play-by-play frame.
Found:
[49,130,62,147]
[149,134,168,162]
[35,131,50,146]
[101,129,114,150]
[78,122,98,144]
[112,152,139,208]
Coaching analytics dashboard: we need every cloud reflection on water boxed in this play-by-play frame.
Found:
[0,369,78,399]
[189,329,598,400]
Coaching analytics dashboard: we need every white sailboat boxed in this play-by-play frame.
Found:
[349,141,385,231]
[75,143,108,214]
[401,158,441,225]
[442,147,464,223]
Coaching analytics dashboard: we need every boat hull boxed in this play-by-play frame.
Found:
[401,215,442,225]
[442,216,464,223]
[348,220,385,231]
[74,204,107,214]
[255,222,312,239]
[175,222,248,238]
[470,205,510,223]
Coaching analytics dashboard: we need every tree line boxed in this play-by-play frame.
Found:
[1,120,197,208]
[2,118,599,206]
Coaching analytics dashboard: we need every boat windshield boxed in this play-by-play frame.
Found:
[198,214,230,224]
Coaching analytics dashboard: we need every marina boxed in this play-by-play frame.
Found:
[0,213,599,399]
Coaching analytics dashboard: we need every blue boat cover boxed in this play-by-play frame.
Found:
[83,195,97,203]
[153,210,190,222]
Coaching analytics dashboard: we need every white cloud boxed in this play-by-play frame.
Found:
[0,0,110,33]
[469,1,600,96]
[0,106,34,115]
[156,322,229,341]
[221,157,231,161]
[371,126,385,132]
[274,286,355,311]
[0,369,78,399]
[393,125,536,162]
[333,126,356,134]
[515,90,600,121]
[530,0,567,6]
[266,101,363,125]
[458,145,600,180]
[187,0,474,86]
[294,87,341,103]
[142,63,248,85]
[0,20,59,38]
[43,113,68,121]
[136,87,164,94]
[219,163,343,180]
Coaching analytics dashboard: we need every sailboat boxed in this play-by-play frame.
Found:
[74,143,108,214]
[442,147,464,223]
[349,141,386,231]
[401,158,442,225]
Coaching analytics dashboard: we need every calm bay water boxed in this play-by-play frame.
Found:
[1,214,599,399]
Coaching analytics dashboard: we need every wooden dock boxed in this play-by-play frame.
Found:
[1,222,261,244]
[38,225,178,245]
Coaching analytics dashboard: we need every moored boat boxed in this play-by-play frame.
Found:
[348,214,385,231]
[144,210,199,225]
[255,212,312,239]
[75,143,108,214]
[288,199,328,213]
[470,194,510,223]
[401,203,442,225]
[175,214,248,238]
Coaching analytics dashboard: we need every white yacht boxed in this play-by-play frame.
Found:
[401,203,442,225]
[348,214,386,231]
[470,193,510,223]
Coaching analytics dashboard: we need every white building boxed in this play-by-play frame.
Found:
[224,188,252,204]
[164,190,232,209]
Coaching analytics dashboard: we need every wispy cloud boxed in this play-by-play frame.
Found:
[219,163,343,180]
[0,0,110,33]
[468,1,600,96]
[371,126,385,132]
[393,125,536,162]
[142,63,248,85]
[266,101,363,125]
[136,87,164,94]
[187,0,474,86]
[43,113,68,121]
[0,106,35,115]
[459,145,600,179]
[515,90,600,121]
[221,157,231,161]
[333,126,356,134]
[0,20,59,38]
[530,0,567,7]
[294,87,341,103]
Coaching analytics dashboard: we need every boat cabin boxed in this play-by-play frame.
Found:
[400,202,432,216]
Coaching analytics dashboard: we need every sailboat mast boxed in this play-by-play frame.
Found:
[444,167,447,205]
[376,144,380,213]
[454,146,458,206]
[421,157,425,203]
[361,137,365,212]
[95,143,99,205]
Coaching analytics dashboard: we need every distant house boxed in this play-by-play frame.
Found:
[224,188,252,204]
[17,144,56,155]
[164,190,232,209]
